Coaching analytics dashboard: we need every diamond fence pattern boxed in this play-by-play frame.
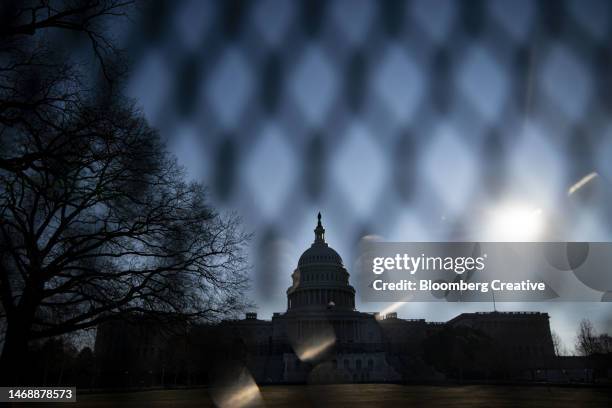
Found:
[104,0,612,312]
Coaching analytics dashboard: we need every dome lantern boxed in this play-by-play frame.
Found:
[314,212,325,243]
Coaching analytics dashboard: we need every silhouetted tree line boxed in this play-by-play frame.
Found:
[17,315,612,388]
[575,318,612,356]
[9,337,96,387]
[17,320,244,388]
[0,1,250,385]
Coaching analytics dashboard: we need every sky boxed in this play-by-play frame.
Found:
[72,0,612,352]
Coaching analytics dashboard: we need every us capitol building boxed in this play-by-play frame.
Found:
[95,213,573,386]
[251,212,401,382]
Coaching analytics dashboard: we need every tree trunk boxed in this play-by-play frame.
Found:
[0,287,40,385]
[0,317,31,385]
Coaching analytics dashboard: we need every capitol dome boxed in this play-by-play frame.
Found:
[298,214,343,266]
[287,213,355,312]
[298,245,342,266]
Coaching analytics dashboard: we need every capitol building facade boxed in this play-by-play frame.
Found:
[95,213,570,386]
[251,213,401,382]
[211,214,556,383]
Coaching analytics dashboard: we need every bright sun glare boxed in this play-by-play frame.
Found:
[487,204,544,241]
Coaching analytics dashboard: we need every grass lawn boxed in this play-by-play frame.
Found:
[34,384,612,408]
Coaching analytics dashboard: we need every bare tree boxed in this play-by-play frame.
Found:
[0,1,251,384]
[575,318,600,356]
[551,330,568,356]
[0,0,134,173]
[598,334,612,354]
[0,0,133,79]
[0,90,251,383]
